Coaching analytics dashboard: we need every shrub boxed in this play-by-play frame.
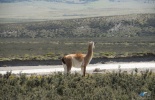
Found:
[0,70,155,99]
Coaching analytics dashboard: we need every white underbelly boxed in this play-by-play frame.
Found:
[72,58,83,68]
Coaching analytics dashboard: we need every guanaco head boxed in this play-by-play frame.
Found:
[89,41,95,49]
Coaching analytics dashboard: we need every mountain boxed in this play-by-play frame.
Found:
[0,0,155,23]
[0,0,154,3]
[0,0,28,3]
[0,0,98,3]
[109,0,155,3]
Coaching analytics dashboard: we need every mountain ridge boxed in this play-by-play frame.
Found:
[0,0,98,3]
[0,0,154,3]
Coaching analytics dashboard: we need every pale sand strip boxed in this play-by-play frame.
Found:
[0,62,155,75]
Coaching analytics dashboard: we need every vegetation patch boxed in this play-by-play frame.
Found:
[0,37,155,61]
[0,70,155,100]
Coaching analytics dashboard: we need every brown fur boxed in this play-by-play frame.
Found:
[75,53,86,62]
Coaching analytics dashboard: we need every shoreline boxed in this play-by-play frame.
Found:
[0,55,155,75]
[0,62,155,75]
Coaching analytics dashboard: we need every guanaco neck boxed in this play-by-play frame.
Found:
[85,44,93,60]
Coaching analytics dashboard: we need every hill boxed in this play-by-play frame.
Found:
[0,14,155,61]
[0,14,155,38]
